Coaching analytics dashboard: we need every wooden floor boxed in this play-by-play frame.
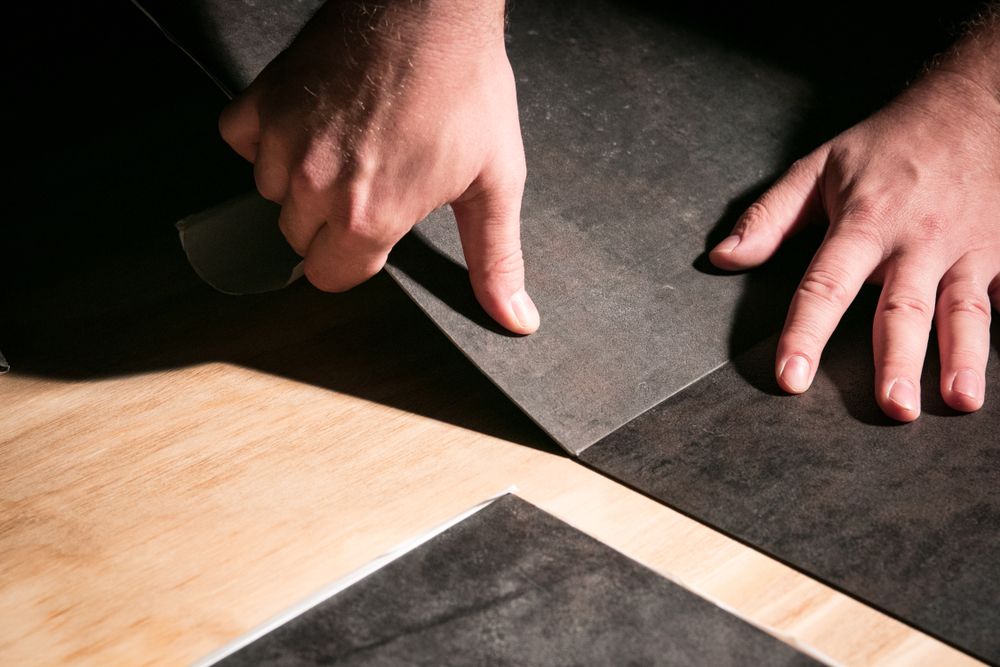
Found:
[0,249,980,665]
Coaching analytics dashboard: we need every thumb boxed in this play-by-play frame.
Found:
[452,173,540,335]
[709,145,828,271]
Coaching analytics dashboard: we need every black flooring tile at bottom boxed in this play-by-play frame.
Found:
[220,495,816,666]
[582,290,1000,665]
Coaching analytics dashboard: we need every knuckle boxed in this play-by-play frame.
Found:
[786,156,810,176]
[335,185,383,245]
[218,114,237,146]
[487,158,528,198]
[737,198,787,247]
[493,172,526,200]
[840,198,890,228]
[302,261,341,293]
[782,319,825,349]
[836,218,886,252]
[939,293,992,322]
[303,260,376,294]
[288,160,330,195]
[881,352,919,371]
[340,214,382,247]
[882,293,933,321]
[737,201,770,234]
[277,220,308,256]
[781,153,819,188]
[797,268,852,310]
[947,349,985,369]
[477,246,525,283]
[338,149,377,181]
[218,102,248,145]
[276,216,295,240]
[254,170,284,203]
[914,214,947,242]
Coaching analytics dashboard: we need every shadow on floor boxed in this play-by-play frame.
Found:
[1,2,558,455]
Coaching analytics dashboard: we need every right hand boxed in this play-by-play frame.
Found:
[710,70,1000,420]
[219,0,540,334]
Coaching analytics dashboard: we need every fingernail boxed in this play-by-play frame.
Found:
[779,355,810,392]
[951,369,979,400]
[888,378,918,412]
[510,289,540,332]
[714,234,742,253]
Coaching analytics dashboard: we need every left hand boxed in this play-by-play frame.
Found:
[710,70,1000,420]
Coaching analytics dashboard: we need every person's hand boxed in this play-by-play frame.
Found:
[218,0,540,334]
[710,65,1000,420]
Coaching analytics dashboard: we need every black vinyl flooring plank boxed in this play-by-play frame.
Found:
[582,293,1000,664]
[219,495,817,666]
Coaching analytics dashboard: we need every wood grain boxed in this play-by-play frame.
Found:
[0,258,980,666]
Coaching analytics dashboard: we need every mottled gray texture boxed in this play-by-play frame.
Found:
[582,293,1000,664]
[220,495,817,666]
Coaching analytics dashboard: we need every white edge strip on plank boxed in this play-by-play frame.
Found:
[191,486,518,667]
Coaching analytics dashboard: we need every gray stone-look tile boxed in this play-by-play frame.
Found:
[219,495,817,666]
[582,295,1000,664]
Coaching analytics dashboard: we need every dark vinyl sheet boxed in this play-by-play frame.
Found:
[582,293,1000,663]
[219,495,818,666]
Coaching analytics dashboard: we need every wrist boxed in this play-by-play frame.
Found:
[318,0,507,57]
[930,7,1000,108]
